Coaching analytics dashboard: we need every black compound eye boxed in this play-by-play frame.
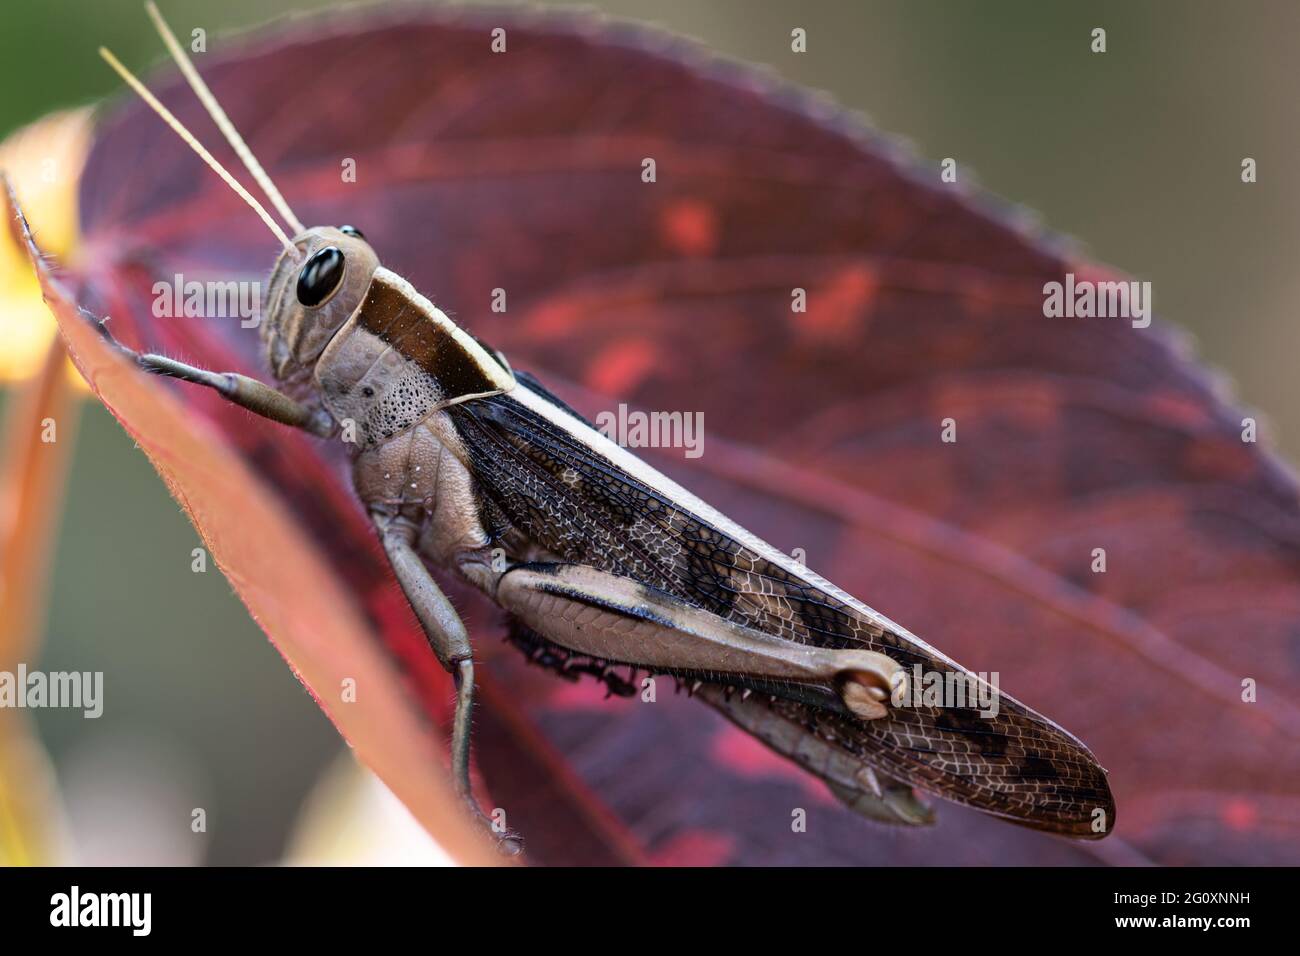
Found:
[338,224,365,240]
[296,246,345,306]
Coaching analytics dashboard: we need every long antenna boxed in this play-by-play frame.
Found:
[99,46,298,255]
[144,1,306,235]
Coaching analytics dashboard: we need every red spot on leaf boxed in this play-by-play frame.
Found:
[1222,798,1258,831]
[659,198,719,258]
[1184,436,1257,482]
[528,299,586,340]
[710,725,835,804]
[586,338,660,395]
[1148,389,1215,430]
[648,829,736,866]
[544,678,634,712]
[795,264,878,343]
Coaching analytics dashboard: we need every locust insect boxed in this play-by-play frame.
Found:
[57,3,1114,854]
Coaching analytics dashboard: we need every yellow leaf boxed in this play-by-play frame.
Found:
[0,109,91,384]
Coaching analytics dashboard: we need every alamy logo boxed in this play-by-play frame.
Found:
[50,886,151,936]
[1042,272,1151,328]
[595,403,705,459]
[0,664,102,718]
[892,665,1001,718]
[153,273,262,328]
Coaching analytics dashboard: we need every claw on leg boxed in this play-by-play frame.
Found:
[449,659,523,858]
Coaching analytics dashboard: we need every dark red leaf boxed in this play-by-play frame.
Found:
[69,6,1300,865]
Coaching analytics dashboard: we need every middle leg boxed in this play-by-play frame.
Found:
[375,513,522,855]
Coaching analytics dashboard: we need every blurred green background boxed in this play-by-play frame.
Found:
[2,0,1298,863]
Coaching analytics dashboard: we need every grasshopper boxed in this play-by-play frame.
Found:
[82,4,1114,854]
